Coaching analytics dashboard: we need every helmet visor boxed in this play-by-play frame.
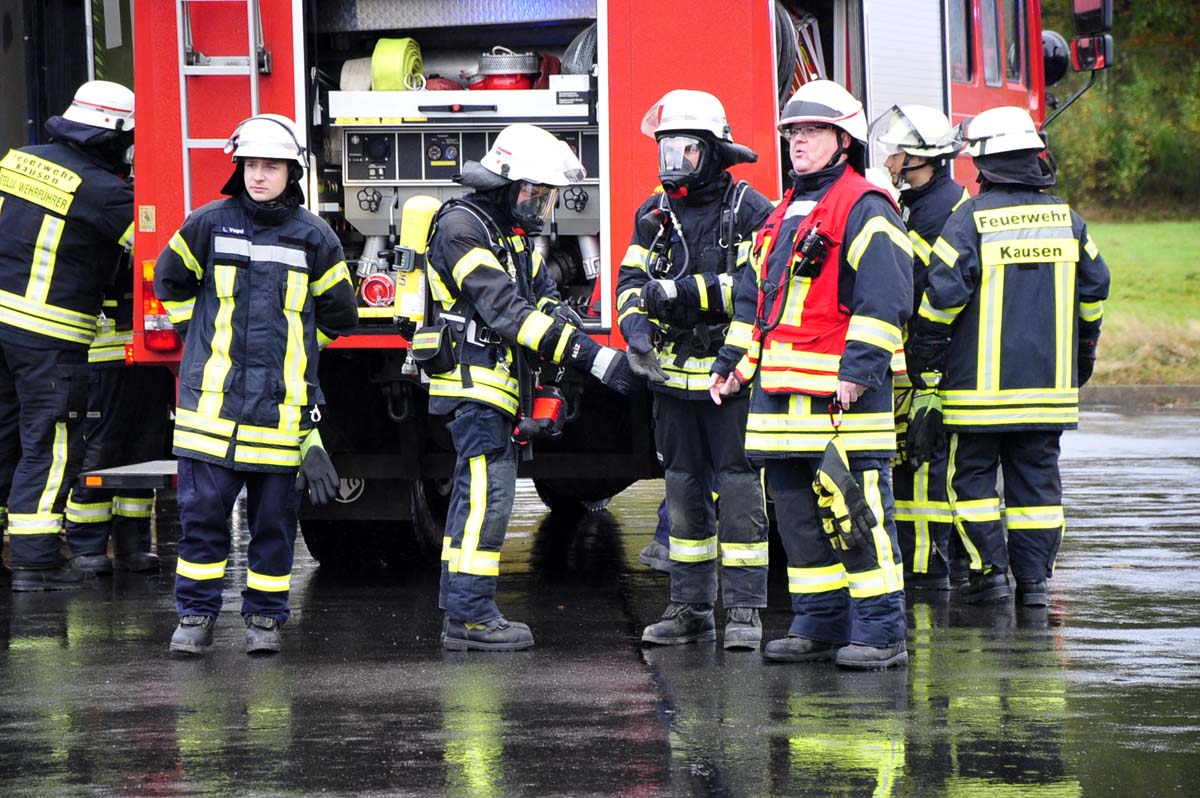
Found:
[657,135,705,176]
[868,106,919,159]
[513,182,558,226]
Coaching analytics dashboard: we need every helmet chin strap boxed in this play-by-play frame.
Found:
[824,130,851,170]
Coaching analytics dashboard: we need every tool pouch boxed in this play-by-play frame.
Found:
[410,318,457,375]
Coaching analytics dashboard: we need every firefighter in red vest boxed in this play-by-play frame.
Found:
[867,105,971,592]
[906,106,1110,608]
[710,80,913,670]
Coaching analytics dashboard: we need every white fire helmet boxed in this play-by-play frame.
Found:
[224,114,307,167]
[479,123,586,187]
[640,89,733,142]
[62,80,135,131]
[777,79,867,142]
[869,104,962,158]
[963,106,1045,157]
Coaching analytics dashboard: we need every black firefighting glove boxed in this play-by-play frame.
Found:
[641,279,702,329]
[560,328,641,395]
[550,302,585,330]
[297,429,339,506]
[813,438,876,550]
[625,332,667,384]
[1077,339,1097,386]
[907,390,945,467]
[905,321,951,390]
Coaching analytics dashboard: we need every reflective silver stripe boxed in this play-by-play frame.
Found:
[251,244,309,270]
[590,347,617,381]
[213,235,251,257]
[27,215,64,304]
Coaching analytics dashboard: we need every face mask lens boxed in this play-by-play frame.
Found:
[514,183,556,224]
[658,136,703,174]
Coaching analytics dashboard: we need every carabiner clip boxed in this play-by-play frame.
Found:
[827,399,843,431]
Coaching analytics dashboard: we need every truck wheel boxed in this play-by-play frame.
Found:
[533,477,633,514]
[298,519,386,572]
[411,478,452,563]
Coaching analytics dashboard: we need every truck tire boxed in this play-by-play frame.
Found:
[411,478,451,563]
[533,477,633,514]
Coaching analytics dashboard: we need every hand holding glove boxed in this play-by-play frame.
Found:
[813,439,876,550]
[625,333,667,384]
[639,279,677,319]
[297,429,339,506]
[907,390,945,466]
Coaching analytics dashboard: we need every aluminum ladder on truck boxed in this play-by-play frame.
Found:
[176,0,272,215]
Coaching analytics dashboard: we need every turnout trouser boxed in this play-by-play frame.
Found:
[654,393,768,608]
[439,403,517,624]
[947,431,1065,582]
[0,340,89,568]
[65,366,168,557]
[893,451,955,577]
[764,457,905,648]
[174,457,301,622]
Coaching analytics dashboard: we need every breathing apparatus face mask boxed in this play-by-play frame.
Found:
[657,135,710,194]
[509,181,557,231]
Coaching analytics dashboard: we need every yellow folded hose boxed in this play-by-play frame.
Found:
[371,37,423,91]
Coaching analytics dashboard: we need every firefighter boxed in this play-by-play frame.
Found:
[906,106,1110,607]
[618,90,773,649]
[65,256,172,576]
[710,80,913,670]
[0,80,135,591]
[426,123,638,652]
[154,113,358,654]
[867,104,970,592]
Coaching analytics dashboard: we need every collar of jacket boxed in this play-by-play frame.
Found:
[673,170,733,207]
[900,165,953,205]
[789,161,847,198]
[238,191,293,227]
[975,151,1055,190]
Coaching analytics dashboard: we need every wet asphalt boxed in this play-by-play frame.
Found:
[1,409,1198,797]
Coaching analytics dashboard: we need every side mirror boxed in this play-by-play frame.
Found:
[1070,35,1114,72]
[1072,0,1113,36]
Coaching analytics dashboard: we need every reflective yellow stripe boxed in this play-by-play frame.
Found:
[516,310,554,350]
[311,260,351,296]
[176,557,227,580]
[720,541,768,567]
[726,320,755,350]
[113,496,154,518]
[280,269,310,411]
[931,237,959,268]
[457,455,499,576]
[197,264,237,416]
[669,535,718,563]
[246,569,291,592]
[909,230,932,266]
[551,324,573,362]
[1084,233,1099,259]
[429,365,520,416]
[620,244,650,272]
[317,328,333,348]
[862,469,903,593]
[0,288,97,344]
[36,421,68,514]
[1080,299,1103,323]
[162,297,194,324]
[169,231,204,281]
[845,216,912,271]
[66,498,113,523]
[787,564,848,593]
[6,512,62,535]
[847,566,891,598]
[26,215,65,304]
[118,222,134,249]
[237,424,304,447]
[173,429,232,459]
[951,498,1002,523]
[846,314,902,353]
[175,407,236,437]
[1005,504,1065,530]
[692,274,709,311]
[946,434,984,570]
[452,247,503,286]
[233,445,302,468]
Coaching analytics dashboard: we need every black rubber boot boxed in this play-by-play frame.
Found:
[169,615,215,654]
[443,616,535,651]
[11,562,95,592]
[835,640,909,670]
[1016,579,1048,607]
[723,607,762,650]
[762,635,843,663]
[960,570,1013,604]
[113,519,160,573]
[71,553,114,576]
[245,615,282,655]
[637,540,672,574]
[641,603,716,645]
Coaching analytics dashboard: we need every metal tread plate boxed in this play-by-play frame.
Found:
[81,460,179,489]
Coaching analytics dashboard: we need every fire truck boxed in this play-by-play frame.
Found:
[127,0,1112,569]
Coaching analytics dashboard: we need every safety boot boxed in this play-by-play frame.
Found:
[1015,579,1048,607]
[71,553,114,576]
[443,616,535,652]
[762,635,843,663]
[960,570,1012,604]
[723,607,762,650]
[113,520,160,573]
[245,615,282,655]
[169,615,215,654]
[11,562,95,592]
[637,540,671,574]
[835,640,909,670]
[641,603,716,645]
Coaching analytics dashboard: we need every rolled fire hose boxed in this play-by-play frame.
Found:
[371,37,423,91]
